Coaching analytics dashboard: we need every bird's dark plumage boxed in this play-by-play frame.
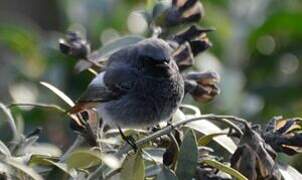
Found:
[70,38,184,128]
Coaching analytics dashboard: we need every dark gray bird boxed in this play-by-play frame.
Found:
[70,38,184,129]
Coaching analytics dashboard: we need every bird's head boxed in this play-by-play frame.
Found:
[136,38,177,78]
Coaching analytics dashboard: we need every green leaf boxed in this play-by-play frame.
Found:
[186,120,237,154]
[29,154,59,166]
[175,130,198,180]
[198,132,228,146]
[156,166,178,180]
[278,163,302,180]
[40,82,75,107]
[6,158,43,180]
[40,159,77,178]
[120,150,145,180]
[67,150,102,169]
[202,159,247,180]
[0,140,11,157]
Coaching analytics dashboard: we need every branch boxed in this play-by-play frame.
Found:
[117,114,246,155]
[89,114,248,179]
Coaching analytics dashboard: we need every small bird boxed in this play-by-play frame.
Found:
[70,38,184,131]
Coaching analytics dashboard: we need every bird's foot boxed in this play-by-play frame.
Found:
[118,127,138,152]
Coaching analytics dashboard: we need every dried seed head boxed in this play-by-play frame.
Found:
[263,116,302,155]
[231,125,281,180]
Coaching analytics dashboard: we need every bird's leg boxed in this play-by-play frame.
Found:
[167,118,176,130]
[118,127,138,152]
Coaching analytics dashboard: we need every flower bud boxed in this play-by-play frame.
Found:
[59,31,90,59]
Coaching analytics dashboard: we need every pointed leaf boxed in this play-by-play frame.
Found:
[40,81,75,107]
[202,159,247,180]
[156,166,178,180]
[198,132,228,146]
[120,150,145,180]
[176,130,198,180]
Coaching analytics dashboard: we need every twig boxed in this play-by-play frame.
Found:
[117,114,247,155]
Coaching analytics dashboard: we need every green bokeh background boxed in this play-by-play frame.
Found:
[0,0,302,171]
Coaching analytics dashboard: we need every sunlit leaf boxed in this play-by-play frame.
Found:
[202,159,247,180]
[0,140,11,157]
[120,150,145,180]
[101,153,122,169]
[176,130,198,180]
[40,81,75,107]
[156,166,178,180]
[186,120,237,154]
[6,158,43,180]
[278,163,302,180]
[67,150,102,169]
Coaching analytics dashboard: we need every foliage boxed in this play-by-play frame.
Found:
[0,0,302,180]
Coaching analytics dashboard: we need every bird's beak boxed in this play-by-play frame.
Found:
[156,61,170,68]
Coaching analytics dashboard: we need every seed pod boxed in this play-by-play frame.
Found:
[173,42,194,71]
[185,71,220,103]
[156,0,204,27]
[172,25,213,59]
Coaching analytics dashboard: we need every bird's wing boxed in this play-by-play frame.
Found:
[69,67,138,113]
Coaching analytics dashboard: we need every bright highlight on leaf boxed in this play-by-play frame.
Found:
[40,81,75,107]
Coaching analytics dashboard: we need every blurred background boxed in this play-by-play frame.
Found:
[0,0,301,170]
